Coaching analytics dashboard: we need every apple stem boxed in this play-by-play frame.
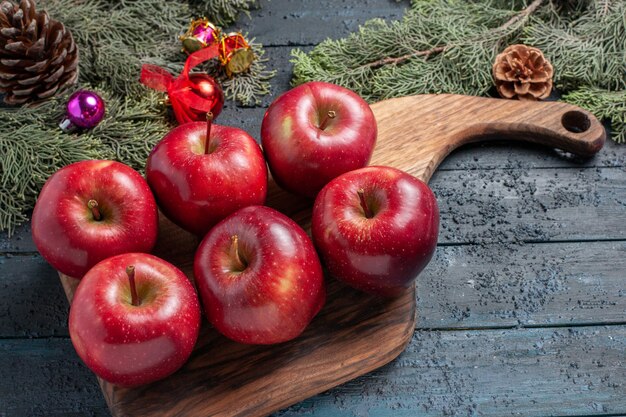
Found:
[205,111,214,154]
[230,235,247,271]
[87,199,102,221]
[318,110,336,131]
[126,265,140,307]
[357,188,374,219]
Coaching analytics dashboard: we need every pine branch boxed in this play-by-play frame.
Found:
[192,0,258,26]
[563,87,626,143]
[291,1,541,101]
[360,0,544,70]
[0,0,274,234]
[40,0,273,104]
[522,0,626,91]
[0,93,104,231]
[291,0,625,145]
[360,46,447,70]
[497,0,544,29]
[206,40,277,106]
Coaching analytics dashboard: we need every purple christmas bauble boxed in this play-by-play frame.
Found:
[60,90,105,131]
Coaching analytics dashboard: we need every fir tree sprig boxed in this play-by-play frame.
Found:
[192,0,259,26]
[202,40,277,106]
[360,0,544,70]
[291,1,546,101]
[291,0,625,142]
[0,0,274,234]
[563,87,626,143]
[523,0,626,91]
[40,0,273,102]
[0,88,172,231]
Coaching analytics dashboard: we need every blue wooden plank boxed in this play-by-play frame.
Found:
[3,163,625,254]
[2,163,625,338]
[228,0,408,46]
[0,255,68,337]
[433,167,626,245]
[2,326,625,417]
[2,239,625,338]
[274,326,626,417]
[417,241,626,329]
[0,338,108,417]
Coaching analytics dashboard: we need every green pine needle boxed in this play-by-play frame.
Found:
[0,0,274,234]
[292,0,625,142]
[563,87,626,143]
[192,0,259,26]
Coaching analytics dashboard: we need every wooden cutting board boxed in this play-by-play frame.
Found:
[59,94,605,417]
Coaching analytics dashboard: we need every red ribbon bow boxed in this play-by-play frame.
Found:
[140,45,220,124]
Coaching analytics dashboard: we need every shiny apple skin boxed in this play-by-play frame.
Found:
[312,166,439,297]
[69,253,201,387]
[261,81,377,198]
[146,122,268,236]
[31,160,158,278]
[194,206,326,344]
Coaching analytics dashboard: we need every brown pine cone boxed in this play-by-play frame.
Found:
[0,0,78,105]
[493,44,553,101]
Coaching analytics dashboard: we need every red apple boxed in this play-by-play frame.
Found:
[69,253,201,387]
[312,166,439,297]
[146,119,267,236]
[194,206,325,344]
[31,160,158,278]
[261,81,377,198]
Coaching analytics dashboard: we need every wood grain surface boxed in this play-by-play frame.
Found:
[4,324,626,417]
[55,94,605,417]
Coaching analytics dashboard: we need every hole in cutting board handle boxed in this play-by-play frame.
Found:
[561,110,591,133]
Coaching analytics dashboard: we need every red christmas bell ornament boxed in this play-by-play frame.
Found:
[180,18,221,54]
[219,32,254,77]
[139,46,224,124]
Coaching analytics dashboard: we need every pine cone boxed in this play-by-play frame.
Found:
[493,44,553,101]
[0,0,78,105]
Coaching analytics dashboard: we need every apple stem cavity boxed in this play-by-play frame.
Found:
[205,111,214,154]
[357,188,374,219]
[126,265,140,307]
[230,235,248,272]
[87,199,102,221]
[318,110,336,131]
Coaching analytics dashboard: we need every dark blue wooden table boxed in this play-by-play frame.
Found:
[2,1,625,416]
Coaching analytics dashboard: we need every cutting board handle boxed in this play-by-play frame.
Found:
[453,98,605,156]
[370,94,606,182]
